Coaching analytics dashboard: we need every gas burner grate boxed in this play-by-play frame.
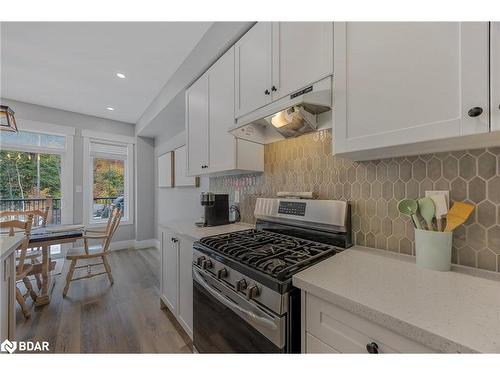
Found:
[199,229,339,280]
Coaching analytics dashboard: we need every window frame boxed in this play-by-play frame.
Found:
[83,136,134,227]
[0,120,74,225]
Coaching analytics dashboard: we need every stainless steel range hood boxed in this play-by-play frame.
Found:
[229,77,332,144]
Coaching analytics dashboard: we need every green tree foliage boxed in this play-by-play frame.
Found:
[0,150,61,199]
[93,159,124,198]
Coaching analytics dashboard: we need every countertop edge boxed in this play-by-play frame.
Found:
[293,261,476,353]
[158,221,255,242]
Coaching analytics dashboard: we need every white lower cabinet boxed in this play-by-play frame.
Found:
[0,252,15,341]
[178,238,193,338]
[160,228,194,339]
[303,293,434,353]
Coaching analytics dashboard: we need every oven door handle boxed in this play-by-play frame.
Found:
[193,268,278,331]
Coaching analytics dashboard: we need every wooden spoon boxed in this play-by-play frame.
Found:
[444,202,475,232]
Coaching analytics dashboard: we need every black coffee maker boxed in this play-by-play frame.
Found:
[200,193,229,226]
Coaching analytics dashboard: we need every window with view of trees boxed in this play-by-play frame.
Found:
[92,158,125,220]
[0,130,66,224]
[86,138,132,225]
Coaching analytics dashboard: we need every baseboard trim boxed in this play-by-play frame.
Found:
[72,238,160,252]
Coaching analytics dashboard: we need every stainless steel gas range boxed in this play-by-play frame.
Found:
[192,197,351,353]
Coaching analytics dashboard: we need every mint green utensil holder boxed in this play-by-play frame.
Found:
[415,229,453,271]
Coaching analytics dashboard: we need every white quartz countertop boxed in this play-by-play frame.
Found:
[158,220,255,242]
[0,234,24,260]
[293,246,500,353]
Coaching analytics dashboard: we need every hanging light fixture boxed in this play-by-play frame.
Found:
[0,105,18,132]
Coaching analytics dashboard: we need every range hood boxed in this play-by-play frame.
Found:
[229,77,332,144]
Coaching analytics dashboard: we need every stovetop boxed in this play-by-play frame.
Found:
[196,229,342,288]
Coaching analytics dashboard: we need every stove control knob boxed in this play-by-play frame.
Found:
[201,259,213,270]
[196,256,206,267]
[236,278,247,292]
[217,268,228,279]
[246,284,260,300]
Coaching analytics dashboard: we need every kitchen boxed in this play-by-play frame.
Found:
[1,1,500,373]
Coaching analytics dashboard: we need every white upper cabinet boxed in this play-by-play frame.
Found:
[186,46,264,176]
[235,22,273,118]
[492,22,500,131]
[235,22,333,119]
[333,22,490,159]
[208,47,239,173]
[271,22,333,100]
[186,73,209,176]
[174,145,198,187]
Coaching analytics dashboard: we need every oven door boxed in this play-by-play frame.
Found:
[193,267,286,353]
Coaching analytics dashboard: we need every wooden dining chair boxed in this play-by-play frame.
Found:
[1,207,50,289]
[63,206,121,297]
[0,215,36,319]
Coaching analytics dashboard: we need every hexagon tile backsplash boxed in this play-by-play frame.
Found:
[209,129,500,272]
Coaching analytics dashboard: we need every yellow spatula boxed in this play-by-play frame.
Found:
[444,202,475,232]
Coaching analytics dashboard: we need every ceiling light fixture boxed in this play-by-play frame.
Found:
[116,73,126,79]
[106,107,115,111]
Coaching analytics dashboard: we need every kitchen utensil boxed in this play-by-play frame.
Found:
[444,202,475,232]
[398,199,422,229]
[417,197,436,231]
[415,229,452,271]
[428,193,448,231]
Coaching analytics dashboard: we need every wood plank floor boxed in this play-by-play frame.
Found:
[16,248,192,353]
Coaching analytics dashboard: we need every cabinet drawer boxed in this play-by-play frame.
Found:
[306,294,433,353]
[306,333,339,353]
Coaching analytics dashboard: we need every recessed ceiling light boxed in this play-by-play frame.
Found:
[106,107,115,111]
[116,73,126,79]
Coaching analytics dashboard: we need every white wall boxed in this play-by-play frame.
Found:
[154,130,209,240]
[1,98,137,242]
[136,136,156,241]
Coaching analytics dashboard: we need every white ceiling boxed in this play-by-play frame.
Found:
[0,22,212,124]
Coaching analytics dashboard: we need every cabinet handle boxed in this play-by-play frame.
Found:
[271,86,277,92]
[264,89,270,95]
[366,342,379,354]
[171,237,178,243]
[468,107,483,117]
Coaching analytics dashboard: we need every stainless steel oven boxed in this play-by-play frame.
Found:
[192,198,351,353]
[193,266,296,353]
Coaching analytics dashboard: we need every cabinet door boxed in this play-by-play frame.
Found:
[178,238,194,339]
[235,22,273,118]
[157,151,173,188]
[334,22,490,155]
[161,229,178,315]
[492,22,500,131]
[174,145,198,187]
[208,46,236,173]
[272,22,333,100]
[186,73,209,176]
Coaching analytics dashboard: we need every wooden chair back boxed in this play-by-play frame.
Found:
[0,207,49,227]
[0,215,33,272]
[102,206,121,252]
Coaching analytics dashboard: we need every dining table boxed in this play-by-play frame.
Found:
[28,224,83,306]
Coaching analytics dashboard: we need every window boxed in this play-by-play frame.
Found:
[1,126,74,258]
[0,129,71,226]
[84,138,133,225]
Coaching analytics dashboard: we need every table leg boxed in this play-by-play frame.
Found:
[35,245,53,307]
